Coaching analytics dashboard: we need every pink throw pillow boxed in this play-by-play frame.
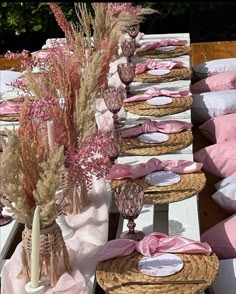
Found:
[194,140,236,178]
[191,71,236,94]
[201,214,236,259]
[199,113,236,143]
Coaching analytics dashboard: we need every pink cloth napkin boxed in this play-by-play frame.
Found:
[106,158,203,180]
[140,39,188,52]
[96,232,212,262]
[124,87,190,103]
[121,119,192,138]
[0,100,20,115]
[135,60,187,75]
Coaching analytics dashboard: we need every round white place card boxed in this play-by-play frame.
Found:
[145,171,181,187]
[138,253,184,277]
[138,132,169,144]
[156,46,176,52]
[147,69,171,76]
[146,96,173,106]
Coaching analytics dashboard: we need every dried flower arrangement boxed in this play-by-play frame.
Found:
[0,104,71,286]
[3,2,156,215]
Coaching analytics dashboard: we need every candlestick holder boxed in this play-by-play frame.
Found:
[55,189,75,240]
[25,281,45,294]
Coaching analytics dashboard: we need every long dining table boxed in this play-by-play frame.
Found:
[0,32,207,293]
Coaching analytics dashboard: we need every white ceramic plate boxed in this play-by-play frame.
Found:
[138,254,184,277]
[145,171,181,187]
[146,96,173,106]
[156,46,176,52]
[147,69,170,76]
[138,132,169,144]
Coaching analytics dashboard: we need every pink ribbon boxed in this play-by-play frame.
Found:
[121,119,192,138]
[135,60,187,75]
[124,87,190,103]
[0,100,20,115]
[106,158,203,180]
[96,232,212,262]
[140,39,188,52]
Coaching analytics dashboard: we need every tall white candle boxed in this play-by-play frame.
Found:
[31,206,40,288]
[47,120,55,149]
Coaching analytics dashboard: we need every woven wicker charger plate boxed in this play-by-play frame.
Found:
[0,115,19,122]
[136,45,191,59]
[96,252,219,294]
[111,171,206,205]
[134,68,192,83]
[124,95,193,117]
[121,130,192,156]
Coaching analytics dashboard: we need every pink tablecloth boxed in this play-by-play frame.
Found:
[1,178,111,294]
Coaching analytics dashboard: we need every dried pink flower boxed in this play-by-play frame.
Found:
[48,3,74,42]
[108,2,143,16]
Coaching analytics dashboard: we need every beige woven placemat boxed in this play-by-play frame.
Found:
[111,171,206,205]
[96,252,219,294]
[134,68,192,83]
[0,115,19,122]
[121,130,192,156]
[124,96,193,117]
[136,45,191,59]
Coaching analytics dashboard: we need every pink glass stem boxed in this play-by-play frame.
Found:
[127,218,135,234]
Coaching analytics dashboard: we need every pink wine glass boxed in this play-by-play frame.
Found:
[105,130,122,164]
[117,62,135,94]
[114,182,145,241]
[103,87,126,129]
[121,39,136,62]
[126,24,140,40]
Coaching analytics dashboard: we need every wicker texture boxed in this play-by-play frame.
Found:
[124,96,192,117]
[111,171,206,204]
[0,115,19,122]
[121,130,192,156]
[96,252,219,294]
[134,68,192,83]
[19,222,71,287]
[136,46,191,59]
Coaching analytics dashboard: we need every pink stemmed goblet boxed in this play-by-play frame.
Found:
[103,87,126,129]
[117,62,135,94]
[114,182,145,241]
[126,24,140,40]
[121,39,136,63]
[105,130,122,164]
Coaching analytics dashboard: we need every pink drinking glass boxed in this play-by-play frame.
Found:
[114,182,145,241]
[103,87,126,129]
[126,24,140,40]
[117,62,135,94]
[121,39,136,63]
[105,130,122,164]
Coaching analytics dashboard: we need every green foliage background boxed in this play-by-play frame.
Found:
[1,2,236,52]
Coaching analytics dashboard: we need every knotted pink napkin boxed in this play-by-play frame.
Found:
[121,119,192,138]
[135,60,187,75]
[140,39,188,52]
[0,100,20,115]
[124,87,190,103]
[96,232,212,262]
[106,158,203,180]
